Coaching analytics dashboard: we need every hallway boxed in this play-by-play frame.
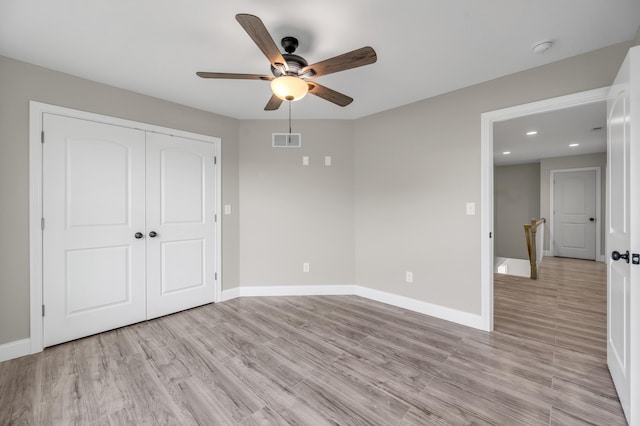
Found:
[494,256,625,424]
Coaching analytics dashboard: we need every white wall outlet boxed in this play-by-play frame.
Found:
[405,271,413,283]
[302,156,310,166]
[303,262,310,272]
[224,204,232,215]
[324,156,332,166]
[466,202,476,215]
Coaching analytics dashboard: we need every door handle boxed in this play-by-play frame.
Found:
[134,232,144,239]
[589,217,595,222]
[149,231,158,238]
[612,250,630,263]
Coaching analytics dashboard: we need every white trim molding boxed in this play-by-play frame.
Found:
[480,87,609,332]
[2,282,487,363]
[220,287,241,302]
[226,285,356,298]
[0,338,31,363]
[355,287,485,330]
[220,284,484,330]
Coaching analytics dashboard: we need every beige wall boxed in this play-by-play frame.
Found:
[0,56,240,345]
[239,120,355,286]
[354,42,631,315]
[494,163,541,260]
[540,153,607,255]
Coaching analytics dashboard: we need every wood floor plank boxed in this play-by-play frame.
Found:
[550,376,626,425]
[0,257,626,425]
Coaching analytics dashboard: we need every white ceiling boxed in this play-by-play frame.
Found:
[1,1,639,120]
[493,101,606,166]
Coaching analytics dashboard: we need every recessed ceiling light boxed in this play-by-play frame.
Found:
[526,131,538,136]
[503,151,511,155]
[569,143,579,147]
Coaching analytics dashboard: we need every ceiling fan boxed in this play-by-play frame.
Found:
[197,14,377,111]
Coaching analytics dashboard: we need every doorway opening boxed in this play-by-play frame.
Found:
[480,87,608,331]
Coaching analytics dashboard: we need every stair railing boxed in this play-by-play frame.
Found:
[524,218,546,279]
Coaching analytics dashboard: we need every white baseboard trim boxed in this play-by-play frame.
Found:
[1,284,486,364]
[220,287,240,302]
[354,286,485,330]
[219,284,485,331]
[541,252,606,263]
[238,284,356,297]
[0,338,31,363]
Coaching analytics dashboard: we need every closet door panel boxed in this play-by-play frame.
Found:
[146,133,216,319]
[43,114,147,347]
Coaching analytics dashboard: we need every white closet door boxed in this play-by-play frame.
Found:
[145,132,216,319]
[43,114,147,347]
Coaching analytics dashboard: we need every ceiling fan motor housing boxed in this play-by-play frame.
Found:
[272,53,309,76]
[270,37,315,78]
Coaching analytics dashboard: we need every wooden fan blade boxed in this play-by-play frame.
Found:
[301,46,376,78]
[236,14,288,72]
[196,72,273,80]
[265,94,283,111]
[307,82,353,107]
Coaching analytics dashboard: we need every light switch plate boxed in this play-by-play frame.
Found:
[224,205,232,215]
[302,156,309,166]
[324,156,332,166]
[466,202,476,215]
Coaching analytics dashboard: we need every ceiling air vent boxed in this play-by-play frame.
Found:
[272,133,302,148]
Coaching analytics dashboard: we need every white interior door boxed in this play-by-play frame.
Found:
[145,132,216,319]
[43,114,146,347]
[553,170,597,260]
[607,46,639,425]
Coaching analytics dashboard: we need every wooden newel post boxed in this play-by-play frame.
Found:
[524,218,545,280]
[529,219,538,279]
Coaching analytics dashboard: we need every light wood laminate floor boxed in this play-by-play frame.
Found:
[0,257,625,425]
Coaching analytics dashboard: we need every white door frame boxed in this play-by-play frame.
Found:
[480,87,609,331]
[28,101,222,354]
[549,167,602,261]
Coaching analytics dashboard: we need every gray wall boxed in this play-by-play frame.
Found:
[494,163,541,260]
[0,55,240,345]
[540,153,607,255]
[354,42,631,315]
[0,39,634,346]
[239,120,355,286]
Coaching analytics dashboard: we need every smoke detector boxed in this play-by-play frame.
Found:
[532,41,553,54]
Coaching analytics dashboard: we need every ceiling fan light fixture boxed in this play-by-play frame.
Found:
[271,76,308,101]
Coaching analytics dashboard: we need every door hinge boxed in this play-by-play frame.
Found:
[215,214,217,223]
[41,217,45,230]
[489,232,492,238]
[41,131,45,144]
[215,272,218,280]
[214,156,217,165]
[42,304,45,317]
